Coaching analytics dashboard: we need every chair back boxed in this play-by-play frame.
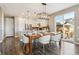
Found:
[19,31,23,41]
[19,31,29,43]
[22,34,29,44]
[32,30,38,34]
[52,34,61,42]
[39,35,50,44]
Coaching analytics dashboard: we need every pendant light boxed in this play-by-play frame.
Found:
[37,3,49,20]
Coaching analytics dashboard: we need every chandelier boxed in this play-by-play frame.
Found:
[37,3,49,20]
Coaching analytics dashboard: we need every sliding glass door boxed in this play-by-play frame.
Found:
[55,15,63,34]
[55,12,75,41]
[64,12,74,40]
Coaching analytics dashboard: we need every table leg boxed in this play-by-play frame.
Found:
[29,36,32,54]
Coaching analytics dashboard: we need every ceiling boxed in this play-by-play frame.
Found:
[0,3,78,17]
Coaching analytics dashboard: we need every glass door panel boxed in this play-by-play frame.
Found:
[55,15,63,35]
[64,12,75,41]
[55,12,75,41]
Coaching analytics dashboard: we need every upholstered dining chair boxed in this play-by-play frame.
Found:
[32,32,43,47]
[19,31,29,54]
[38,35,51,54]
[51,34,61,47]
[21,34,29,54]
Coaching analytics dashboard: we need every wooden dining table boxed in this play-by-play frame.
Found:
[27,34,42,54]
[26,32,57,54]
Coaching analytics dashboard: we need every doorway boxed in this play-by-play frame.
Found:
[4,17,15,37]
[55,12,75,41]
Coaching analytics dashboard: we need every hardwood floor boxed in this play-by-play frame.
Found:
[0,36,79,55]
[0,36,23,55]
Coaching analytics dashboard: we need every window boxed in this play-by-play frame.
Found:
[55,15,63,33]
[64,12,74,20]
[55,11,75,40]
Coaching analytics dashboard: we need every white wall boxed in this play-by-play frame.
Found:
[18,17,25,32]
[14,16,51,35]
[49,15,55,32]
[14,16,35,35]
[15,17,19,36]
[15,17,47,35]
[0,7,4,42]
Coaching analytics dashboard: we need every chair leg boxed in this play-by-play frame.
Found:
[42,44,46,54]
[48,44,50,48]
[49,41,52,46]
[25,44,29,54]
[55,41,61,48]
[23,44,26,53]
[35,40,38,47]
[33,40,38,49]
[59,40,61,48]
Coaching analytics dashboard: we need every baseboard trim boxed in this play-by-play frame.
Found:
[62,40,79,45]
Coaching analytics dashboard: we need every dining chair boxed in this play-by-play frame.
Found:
[32,30,38,34]
[21,34,29,54]
[38,35,51,54]
[51,34,61,47]
[32,32,43,47]
[19,31,29,54]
